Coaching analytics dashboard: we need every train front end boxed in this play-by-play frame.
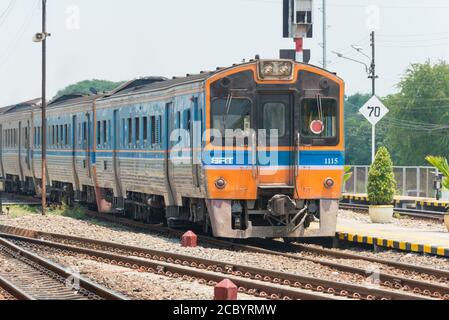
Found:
[204,59,344,239]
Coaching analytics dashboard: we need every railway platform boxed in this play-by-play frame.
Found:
[336,217,449,258]
[342,193,443,210]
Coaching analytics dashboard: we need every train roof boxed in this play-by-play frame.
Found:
[48,93,104,108]
[1,60,342,113]
[0,98,41,115]
[102,73,214,98]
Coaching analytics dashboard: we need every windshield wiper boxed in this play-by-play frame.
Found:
[222,93,233,131]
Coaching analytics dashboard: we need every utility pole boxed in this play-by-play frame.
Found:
[369,31,377,96]
[41,0,48,215]
[322,0,327,69]
[369,31,378,163]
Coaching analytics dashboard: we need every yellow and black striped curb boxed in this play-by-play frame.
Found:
[336,232,449,257]
[417,201,449,208]
[342,195,410,206]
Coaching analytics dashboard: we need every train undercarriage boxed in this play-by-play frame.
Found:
[0,175,338,240]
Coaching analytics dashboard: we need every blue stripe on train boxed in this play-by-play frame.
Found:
[28,149,344,167]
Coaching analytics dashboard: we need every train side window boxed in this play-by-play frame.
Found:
[157,115,162,145]
[143,117,148,145]
[185,109,191,133]
[78,123,81,146]
[68,124,70,147]
[121,119,125,147]
[51,126,54,146]
[83,121,87,148]
[24,127,28,147]
[135,117,140,146]
[102,120,107,146]
[97,121,101,147]
[127,118,132,146]
[59,125,62,146]
[60,125,63,146]
[150,116,156,146]
[108,120,111,147]
[65,124,69,147]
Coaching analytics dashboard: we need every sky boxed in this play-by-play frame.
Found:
[1,0,449,107]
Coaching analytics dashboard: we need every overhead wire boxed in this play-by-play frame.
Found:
[0,0,16,28]
[0,0,39,71]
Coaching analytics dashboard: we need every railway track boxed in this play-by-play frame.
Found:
[83,211,449,283]
[1,195,448,299]
[339,203,445,221]
[0,236,127,300]
[0,224,443,300]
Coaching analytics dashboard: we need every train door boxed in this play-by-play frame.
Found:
[257,93,294,188]
[191,98,201,190]
[165,102,177,205]
[26,120,31,171]
[0,124,3,178]
[18,121,24,182]
[72,115,80,192]
[84,113,92,178]
[112,110,122,198]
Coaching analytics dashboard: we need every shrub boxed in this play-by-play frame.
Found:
[425,156,449,190]
[367,147,397,205]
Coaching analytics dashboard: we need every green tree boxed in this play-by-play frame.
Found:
[383,61,449,165]
[54,79,125,99]
[344,93,372,165]
[367,147,397,205]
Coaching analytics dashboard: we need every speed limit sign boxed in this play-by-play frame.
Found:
[359,96,389,125]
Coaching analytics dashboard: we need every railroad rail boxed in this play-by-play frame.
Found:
[83,212,449,299]
[339,203,445,221]
[83,211,449,282]
[0,236,127,300]
[0,225,442,300]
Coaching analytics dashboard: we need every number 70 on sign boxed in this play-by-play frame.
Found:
[359,96,389,126]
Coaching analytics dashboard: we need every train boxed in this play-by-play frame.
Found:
[0,58,345,240]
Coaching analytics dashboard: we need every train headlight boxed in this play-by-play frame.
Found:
[258,60,294,80]
[324,178,335,189]
[263,63,274,76]
[279,62,292,76]
[215,178,227,189]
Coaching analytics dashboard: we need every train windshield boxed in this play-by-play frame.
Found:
[300,98,338,143]
[211,98,251,145]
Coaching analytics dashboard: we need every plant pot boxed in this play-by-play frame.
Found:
[444,214,449,232]
[369,205,394,224]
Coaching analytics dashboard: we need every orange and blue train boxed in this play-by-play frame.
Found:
[0,58,344,240]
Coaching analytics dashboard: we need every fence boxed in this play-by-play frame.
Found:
[343,166,438,198]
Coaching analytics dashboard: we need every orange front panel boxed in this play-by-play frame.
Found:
[296,169,344,199]
[258,168,291,185]
[206,169,257,199]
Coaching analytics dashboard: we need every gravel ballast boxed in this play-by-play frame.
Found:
[0,210,448,299]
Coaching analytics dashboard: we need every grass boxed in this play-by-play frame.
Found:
[2,204,88,220]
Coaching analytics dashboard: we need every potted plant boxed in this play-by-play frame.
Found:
[367,147,397,223]
[425,156,449,232]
